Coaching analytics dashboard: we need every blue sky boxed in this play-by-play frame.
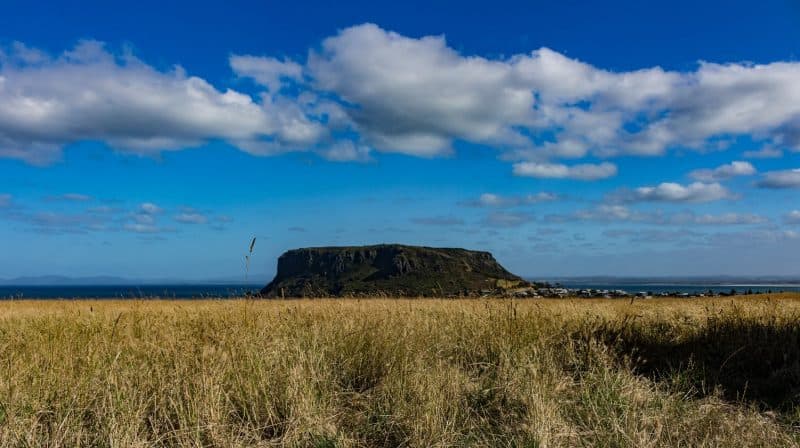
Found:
[1,0,800,281]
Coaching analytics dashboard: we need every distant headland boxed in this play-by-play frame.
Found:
[260,244,540,297]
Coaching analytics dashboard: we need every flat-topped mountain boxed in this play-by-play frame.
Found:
[260,244,531,297]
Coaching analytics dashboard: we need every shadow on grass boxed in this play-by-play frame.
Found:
[583,315,800,412]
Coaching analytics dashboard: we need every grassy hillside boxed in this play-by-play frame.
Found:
[1,296,799,446]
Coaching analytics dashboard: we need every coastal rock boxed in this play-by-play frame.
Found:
[260,244,531,297]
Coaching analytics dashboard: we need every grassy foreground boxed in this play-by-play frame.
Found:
[1,296,799,447]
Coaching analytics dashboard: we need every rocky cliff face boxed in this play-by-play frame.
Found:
[260,244,530,297]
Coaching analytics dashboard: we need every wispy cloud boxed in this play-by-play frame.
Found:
[0,198,225,235]
[685,213,765,225]
[546,205,764,226]
[210,215,234,231]
[44,193,93,202]
[173,207,208,224]
[611,182,733,203]
[688,161,755,182]
[123,223,157,233]
[743,147,782,159]
[536,227,566,236]
[132,213,154,225]
[318,141,373,162]
[785,210,800,224]
[482,211,535,228]
[411,216,465,226]
[139,203,163,214]
[546,205,642,223]
[602,228,706,244]
[707,229,800,245]
[229,54,303,93]
[461,192,558,208]
[25,211,105,234]
[87,205,120,214]
[512,162,617,181]
[174,213,208,224]
[757,169,800,189]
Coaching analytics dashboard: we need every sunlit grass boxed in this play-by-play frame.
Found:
[0,295,798,446]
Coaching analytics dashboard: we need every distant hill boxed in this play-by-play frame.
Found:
[260,244,533,297]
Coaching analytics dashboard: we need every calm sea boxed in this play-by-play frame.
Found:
[1,283,799,299]
[0,284,263,299]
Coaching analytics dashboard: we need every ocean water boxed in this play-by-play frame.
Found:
[0,284,263,299]
[1,282,799,299]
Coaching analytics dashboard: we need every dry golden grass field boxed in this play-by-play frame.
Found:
[1,295,800,447]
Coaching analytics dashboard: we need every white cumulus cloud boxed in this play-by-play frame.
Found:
[305,24,800,164]
[4,24,800,176]
[0,41,326,165]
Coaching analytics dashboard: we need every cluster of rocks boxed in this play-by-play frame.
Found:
[507,288,765,299]
[635,289,763,298]
[503,287,630,298]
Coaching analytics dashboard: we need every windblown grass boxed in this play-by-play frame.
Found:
[0,295,799,446]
